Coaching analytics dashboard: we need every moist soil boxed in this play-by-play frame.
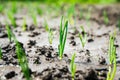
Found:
[0,4,120,80]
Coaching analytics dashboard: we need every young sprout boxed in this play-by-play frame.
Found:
[48,28,54,44]
[6,22,17,42]
[7,11,16,28]
[67,5,75,18]
[44,19,49,31]
[69,16,74,26]
[103,10,109,25]
[70,53,76,80]
[37,7,43,16]
[5,25,31,80]
[67,5,75,26]
[9,29,31,80]
[0,4,3,13]
[107,32,116,80]
[6,23,31,80]
[15,40,31,80]
[0,47,2,59]
[6,23,13,42]
[31,12,37,27]
[58,16,68,60]
[22,17,27,31]
[11,1,17,14]
[79,26,87,48]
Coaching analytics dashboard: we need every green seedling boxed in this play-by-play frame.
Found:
[103,10,109,25]
[5,25,31,80]
[37,7,43,16]
[31,13,37,27]
[6,22,17,42]
[15,40,31,80]
[11,1,17,14]
[79,26,87,48]
[67,4,75,18]
[10,30,31,80]
[58,16,68,60]
[0,47,2,59]
[6,23,13,42]
[107,32,116,80]
[44,19,49,31]
[7,11,16,28]
[70,53,76,80]
[69,16,74,26]
[0,4,3,13]
[67,5,75,26]
[48,28,54,44]
[22,17,27,31]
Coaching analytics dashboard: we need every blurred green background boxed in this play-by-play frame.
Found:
[42,0,120,4]
[0,0,120,4]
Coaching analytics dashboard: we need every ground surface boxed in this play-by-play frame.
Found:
[0,4,120,80]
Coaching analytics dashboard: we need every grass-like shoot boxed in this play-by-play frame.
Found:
[44,19,49,31]
[0,47,2,59]
[22,17,27,31]
[48,28,54,44]
[37,7,43,16]
[15,40,31,80]
[67,5,75,26]
[103,10,109,25]
[58,16,68,60]
[43,19,53,44]
[11,2,17,14]
[31,13,37,27]
[79,26,87,48]
[107,32,116,80]
[70,53,76,80]
[6,23,13,42]
[5,24,31,80]
[0,4,3,13]
[6,22,17,42]
[7,11,16,28]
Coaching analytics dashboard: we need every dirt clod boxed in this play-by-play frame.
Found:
[5,71,17,79]
[98,56,106,65]
[84,69,98,80]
